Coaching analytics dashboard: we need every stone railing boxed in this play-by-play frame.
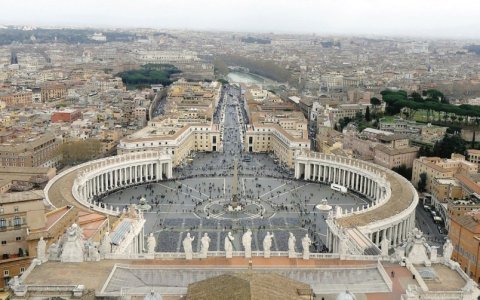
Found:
[102,251,387,261]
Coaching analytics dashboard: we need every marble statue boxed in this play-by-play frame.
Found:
[37,236,47,263]
[301,234,312,260]
[8,276,20,290]
[288,232,296,258]
[127,204,139,219]
[405,228,430,265]
[225,231,234,258]
[84,241,100,261]
[443,239,453,263]
[47,242,60,261]
[60,223,85,263]
[242,229,252,258]
[430,246,438,262]
[338,235,348,256]
[381,235,389,256]
[183,232,195,260]
[200,233,210,259]
[147,233,156,254]
[99,232,111,258]
[263,232,274,258]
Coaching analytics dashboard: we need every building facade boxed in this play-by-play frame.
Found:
[0,133,60,168]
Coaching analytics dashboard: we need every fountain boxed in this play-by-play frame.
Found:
[137,196,152,211]
[315,199,332,211]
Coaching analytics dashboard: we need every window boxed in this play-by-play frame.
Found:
[20,267,25,274]
[16,237,21,241]
[14,206,19,212]
[13,216,21,227]
[1,241,6,245]
[3,270,9,277]
[0,218,5,228]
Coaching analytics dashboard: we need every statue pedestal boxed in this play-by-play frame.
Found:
[288,251,296,259]
[245,250,251,259]
[185,253,193,260]
[226,252,233,259]
[264,251,270,258]
[303,252,310,260]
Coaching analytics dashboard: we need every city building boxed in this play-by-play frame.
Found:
[118,80,222,165]
[0,91,32,108]
[467,149,480,166]
[448,210,480,282]
[412,154,478,193]
[243,88,310,168]
[0,133,60,168]
[0,190,45,290]
[343,128,418,168]
[51,109,82,123]
[40,84,67,102]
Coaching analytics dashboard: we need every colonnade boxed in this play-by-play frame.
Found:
[294,153,418,253]
[79,161,172,201]
[63,152,174,214]
[325,212,416,253]
[295,161,384,201]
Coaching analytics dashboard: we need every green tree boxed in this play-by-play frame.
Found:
[410,91,423,102]
[418,172,427,192]
[418,145,433,157]
[59,140,102,165]
[472,131,476,149]
[217,79,229,85]
[392,164,412,180]
[365,106,371,122]
[370,97,381,107]
[433,134,466,158]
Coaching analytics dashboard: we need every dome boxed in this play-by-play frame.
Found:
[336,290,356,300]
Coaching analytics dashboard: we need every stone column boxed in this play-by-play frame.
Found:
[388,227,393,247]
[304,163,310,181]
[375,230,380,246]
[399,221,405,243]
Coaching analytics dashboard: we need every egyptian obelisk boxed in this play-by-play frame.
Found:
[231,158,239,208]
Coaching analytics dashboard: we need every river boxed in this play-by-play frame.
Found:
[226,72,266,84]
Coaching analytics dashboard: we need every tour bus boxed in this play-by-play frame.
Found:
[330,183,347,193]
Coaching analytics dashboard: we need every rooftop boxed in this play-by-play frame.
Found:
[337,169,416,228]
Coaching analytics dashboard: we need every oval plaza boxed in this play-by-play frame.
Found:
[15,83,477,300]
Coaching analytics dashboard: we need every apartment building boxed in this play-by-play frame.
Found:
[467,149,480,166]
[40,84,67,102]
[117,80,222,165]
[243,89,310,168]
[448,210,480,282]
[51,109,82,123]
[0,91,32,108]
[0,191,45,290]
[0,133,61,168]
[342,128,418,168]
[412,154,478,192]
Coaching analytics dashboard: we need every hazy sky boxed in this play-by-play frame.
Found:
[3,0,480,39]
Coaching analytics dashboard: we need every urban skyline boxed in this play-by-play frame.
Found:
[2,0,480,39]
